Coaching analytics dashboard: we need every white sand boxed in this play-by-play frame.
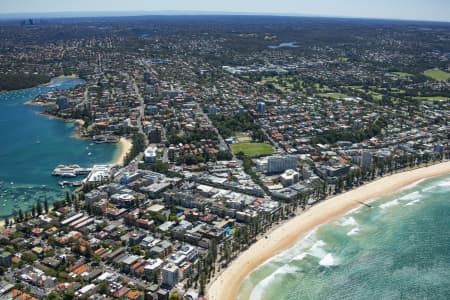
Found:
[208,161,450,300]
[114,137,132,166]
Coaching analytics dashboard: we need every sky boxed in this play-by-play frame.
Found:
[1,0,450,22]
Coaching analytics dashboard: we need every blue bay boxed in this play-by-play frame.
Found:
[0,78,119,218]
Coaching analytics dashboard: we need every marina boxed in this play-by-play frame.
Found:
[0,77,118,218]
[52,164,92,177]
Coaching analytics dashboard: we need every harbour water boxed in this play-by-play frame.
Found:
[268,41,299,49]
[0,78,119,218]
[238,174,450,300]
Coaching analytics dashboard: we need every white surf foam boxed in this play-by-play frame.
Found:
[347,227,360,236]
[344,198,378,216]
[319,253,339,267]
[421,186,434,192]
[399,191,421,201]
[398,178,425,192]
[380,199,400,209]
[292,252,308,261]
[341,217,358,227]
[308,240,327,259]
[438,180,450,187]
[405,199,422,206]
[270,230,318,263]
[249,265,298,300]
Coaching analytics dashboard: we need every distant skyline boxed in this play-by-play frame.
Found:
[1,0,450,22]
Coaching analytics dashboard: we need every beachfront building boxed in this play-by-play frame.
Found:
[144,146,158,164]
[161,264,179,287]
[280,169,300,187]
[85,164,115,183]
[361,150,373,168]
[267,155,298,174]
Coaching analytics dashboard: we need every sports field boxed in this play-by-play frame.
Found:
[231,142,274,157]
[423,69,450,81]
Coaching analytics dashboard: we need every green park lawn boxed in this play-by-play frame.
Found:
[231,142,274,157]
[413,96,450,101]
[423,69,450,81]
[318,93,350,99]
[392,72,413,77]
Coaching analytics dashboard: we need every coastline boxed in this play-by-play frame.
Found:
[23,100,56,107]
[208,161,450,300]
[38,113,88,140]
[0,136,131,230]
[114,137,132,166]
[19,74,87,140]
[0,74,106,229]
[56,74,79,79]
[0,74,81,94]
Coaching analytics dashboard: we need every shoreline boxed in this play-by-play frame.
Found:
[37,110,131,165]
[208,161,450,300]
[19,74,87,140]
[23,100,56,107]
[0,74,81,94]
[42,74,80,86]
[38,113,88,140]
[114,137,132,166]
[31,108,87,138]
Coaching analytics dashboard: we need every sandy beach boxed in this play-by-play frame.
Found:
[23,100,56,106]
[114,137,133,166]
[208,161,450,300]
[57,74,79,79]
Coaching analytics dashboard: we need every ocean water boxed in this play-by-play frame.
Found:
[0,78,119,218]
[238,174,450,300]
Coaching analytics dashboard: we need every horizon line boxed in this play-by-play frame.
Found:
[0,10,449,24]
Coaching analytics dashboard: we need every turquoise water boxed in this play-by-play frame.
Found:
[0,78,119,218]
[238,174,450,300]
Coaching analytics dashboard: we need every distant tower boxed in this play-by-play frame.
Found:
[256,101,266,114]
[144,72,151,83]
[147,105,159,115]
[149,127,162,144]
[56,96,68,110]
[353,119,362,129]
[208,104,218,115]
[361,150,373,168]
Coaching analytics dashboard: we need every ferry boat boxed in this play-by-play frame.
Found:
[92,135,119,144]
[52,165,78,177]
[52,164,92,177]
